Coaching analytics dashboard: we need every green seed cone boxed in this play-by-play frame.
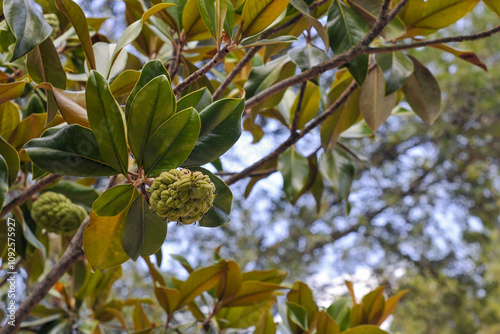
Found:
[149,169,216,224]
[31,192,88,234]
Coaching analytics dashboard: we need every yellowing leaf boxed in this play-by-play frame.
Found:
[431,44,487,71]
[359,66,397,133]
[214,260,242,302]
[154,286,181,316]
[223,281,283,307]
[287,281,318,327]
[399,0,479,36]
[290,82,320,130]
[240,0,290,39]
[361,286,386,325]
[9,113,64,149]
[0,101,21,139]
[0,80,27,104]
[316,310,340,334]
[377,289,409,325]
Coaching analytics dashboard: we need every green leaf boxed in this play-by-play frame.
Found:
[319,149,355,200]
[84,189,138,271]
[359,66,398,132]
[110,70,141,98]
[399,0,478,37]
[0,136,19,186]
[375,52,414,95]
[241,268,288,283]
[55,0,96,70]
[23,125,119,177]
[126,60,171,118]
[341,325,389,334]
[484,0,500,16]
[0,156,8,208]
[92,184,135,217]
[327,299,351,331]
[128,75,176,167]
[289,0,329,49]
[121,195,167,261]
[182,98,244,166]
[287,281,318,327]
[143,107,201,177]
[4,0,52,61]
[177,87,213,112]
[401,56,441,125]
[327,0,369,84]
[241,35,298,48]
[278,146,309,203]
[316,310,340,334]
[289,44,329,74]
[198,0,228,47]
[182,0,211,40]
[239,0,290,39]
[191,167,233,227]
[86,70,129,175]
[286,302,308,330]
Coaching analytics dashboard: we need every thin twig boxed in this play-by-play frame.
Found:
[173,44,233,95]
[215,168,277,177]
[0,174,62,219]
[225,80,358,186]
[244,0,408,110]
[169,40,183,80]
[367,23,500,53]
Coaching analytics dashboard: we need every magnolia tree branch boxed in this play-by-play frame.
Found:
[0,176,120,334]
[245,0,407,110]
[173,44,232,95]
[0,174,62,220]
[225,80,358,186]
[212,0,331,101]
[367,23,500,53]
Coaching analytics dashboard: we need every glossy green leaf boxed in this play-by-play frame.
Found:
[286,302,308,330]
[176,87,213,112]
[191,167,233,227]
[55,0,96,69]
[128,75,176,167]
[278,146,309,203]
[23,125,118,177]
[198,0,228,47]
[359,66,398,132]
[316,310,340,334]
[289,0,329,49]
[121,195,167,261]
[86,70,129,175]
[4,0,52,60]
[143,107,200,177]
[375,52,414,95]
[400,0,479,37]
[401,56,441,125]
[327,299,351,331]
[0,156,8,208]
[327,0,369,84]
[125,60,171,118]
[182,98,244,166]
[0,136,19,186]
[289,44,328,73]
[240,0,290,39]
[110,70,141,98]
[92,185,135,217]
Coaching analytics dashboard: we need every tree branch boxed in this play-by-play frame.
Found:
[244,0,408,110]
[0,174,62,220]
[367,23,500,53]
[173,44,233,95]
[211,0,330,101]
[225,80,358,186]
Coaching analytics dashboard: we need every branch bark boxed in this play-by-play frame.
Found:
[0,174,62,220]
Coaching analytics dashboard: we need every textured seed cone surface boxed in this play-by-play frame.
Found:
[149,169,216,224]
[31,192,88,234]
[43,14,60,40]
